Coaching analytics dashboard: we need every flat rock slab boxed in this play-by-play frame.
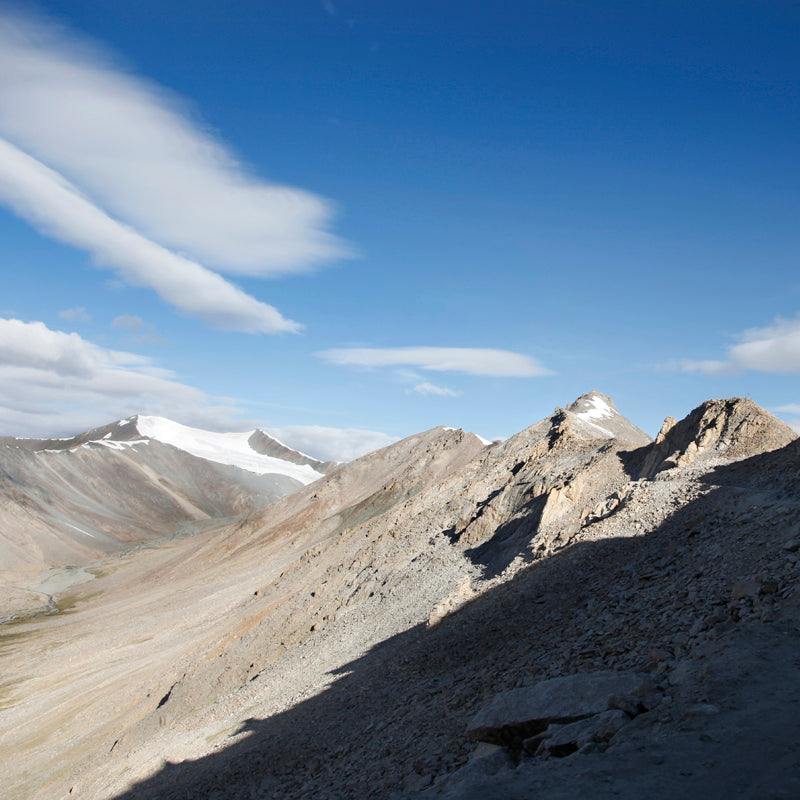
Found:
[467,672,654,745]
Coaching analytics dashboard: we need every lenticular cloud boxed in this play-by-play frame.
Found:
[0,138,300,333]
[0,13,347,275]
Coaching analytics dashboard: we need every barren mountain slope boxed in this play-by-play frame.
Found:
[0,425,487,800]
[1,395,797,800]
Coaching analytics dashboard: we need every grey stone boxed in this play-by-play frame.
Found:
[535,709,630,757]
[466,672,655,745]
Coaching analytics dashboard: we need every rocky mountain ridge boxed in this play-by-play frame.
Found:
[0,392,798,800]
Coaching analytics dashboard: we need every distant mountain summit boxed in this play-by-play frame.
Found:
[132,415,328,482]
[4,415,329,483]
[562,391,653,445]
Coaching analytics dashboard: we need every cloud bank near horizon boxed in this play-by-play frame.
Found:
[678,315,800,375]
[267,425,397,462]
[0,318,393,460]
[0,317,227,435]
[316,346,553,378]
[0,11,348,333]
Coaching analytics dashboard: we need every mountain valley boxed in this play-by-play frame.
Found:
[0,416,329,621]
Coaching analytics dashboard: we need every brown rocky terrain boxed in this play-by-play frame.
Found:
[0,392,798,799]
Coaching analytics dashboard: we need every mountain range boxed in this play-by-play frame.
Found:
[1,392,799,799]
[0,415,331,619]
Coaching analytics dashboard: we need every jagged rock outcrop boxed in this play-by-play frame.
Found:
[640,398,796,478]
[246,429,336,473]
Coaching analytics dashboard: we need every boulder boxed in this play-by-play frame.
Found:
[466,672,656,746]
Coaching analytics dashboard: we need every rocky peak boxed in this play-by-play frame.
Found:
[549,391,652,447]
[641,397,797,477]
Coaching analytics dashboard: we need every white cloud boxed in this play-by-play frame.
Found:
[59,306,90,323]
[266,425,397,462]
[411,382,461,397]
[0,138,299,333]
[316,346,552,377]
[0,318,239,436]
[678,316,800,375]
[729,318,800,372]
[0,13,348,275]
[673,358,733,376]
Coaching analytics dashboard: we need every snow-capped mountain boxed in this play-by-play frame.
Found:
[0,416,331,596]
[125,415,326,483]
[9,414,329,483]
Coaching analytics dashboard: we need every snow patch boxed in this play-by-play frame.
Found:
[583,421,614,437]
[572,394,618,438]
[134,416,323,483]
[575,394,615,423]
[89,439,150,451]
[63,521,96,539]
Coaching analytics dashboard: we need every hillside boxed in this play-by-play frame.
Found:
[0,393,798,799]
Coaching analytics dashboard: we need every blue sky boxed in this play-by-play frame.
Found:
[1,1,799,459]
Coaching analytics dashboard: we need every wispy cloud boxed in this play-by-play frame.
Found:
[0,317,237,436]
[411,381,461,397]
[677,315,800,375]
[0,11,348,333]
[112,314,148,333]
[112,314,164,344]
[773,403,800,415]
[316,346,553,377]
[772,403,800,434]
[59,306,90,323]
[0,139,299,333]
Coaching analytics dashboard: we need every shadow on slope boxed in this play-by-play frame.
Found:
[460,492,547,579]
[110,444,800,800]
